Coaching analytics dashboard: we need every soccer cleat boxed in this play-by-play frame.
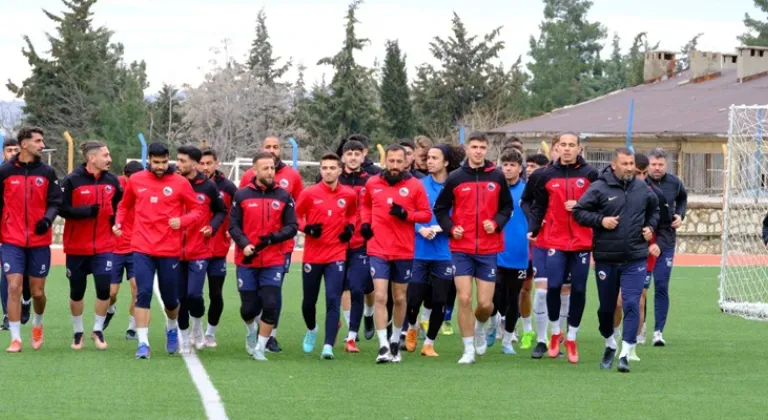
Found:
[501,344,517,355]
[600,347,616,369]
[252,348,268,361]
[376,346,392,364]
[204,334,218,348]
[344,338,360,353]
[1,315,9,331]
[390,342,402,363]
[405,328,418,352]
[510,331,519,343]
[91,331,108,350]
[652,331,665,347]
[547,333,562,358]
[192,327,205,351]
[104,311,115,331]
[440,321,454,336]
[321,345,334,360]
[266,336,282,353]
[303,330,317,353]
[125,329,137,340]
[6,339,22,353]
[629,346,640,362]
[398,334,406,351]
[421,344,439,357]
[458,351,476,364]
[386,322,393,340]
[486,327,497,348]
[71,332,84,350]
[363,315,375,340]
[531,342,548,359]
[617,356,630,373]
[180,340,192,354]
[31,325,44,350]
[565,340,579,364]
[165,329,179,354]
[20,302,31,325]
[520,332,534,350]
[135,343,150,359]
[245,332,257,355]
[474,325,487,356]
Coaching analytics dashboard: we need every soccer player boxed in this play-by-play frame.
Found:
[1,138,32,330]
[296,153,356,359]
[404,144,458,357]
[199,148,237,348]
[0,126,62,352]
[528,132,597,363]
[573,148,658,373]
[114,142,205,359]
[647,147,687,346]
[175,146,227,353]
[229,152,298,361]
[399,139,426,179]
[434,131,513,364]
[239,136,303,353]
[60,140,122,350]
[413,135,433,176]
[361,144,431,363]
[108,160,144,339]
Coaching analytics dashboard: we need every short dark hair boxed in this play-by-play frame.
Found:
[347,134,369,148]
[80,140,105,158]
[253,151,274,166]
[398,139,416,150]
[320,153,341,164]
[123,160,144,177]
[612,147,634,160]
[648,147,667,160]
[3,138,19,149]
[526,153,549,167]
[17,126,44,143]
[500,148,523,165]
[559,131,581,144]
[385,144,406,156]
[342,140,365,154]
[177,145,203,163]
[504,136,522,147]
[148,142,169,158]
[635,153,649,170]
[201,147,218,161]
[468,131,488,143]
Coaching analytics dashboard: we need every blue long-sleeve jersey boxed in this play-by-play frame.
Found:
[414,174,452,261]
[498,178,529,269]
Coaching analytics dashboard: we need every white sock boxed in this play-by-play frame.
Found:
[21,298,31,305]
[421,307,432,321]
[424,337,434,346]
[192,316,202,331]
[343,310,351,327]
[502,331,514,345]
[409,323,417,330]
[270,328,277,338]
[347,331,357,342]
[363,304,374,317]
[206,324,217,337]
[559,293,570,333]
[93,315,106,332]
[462,336,474,353]
[614,327,621,339]
[309,326,318,334]
[255,313,261,326]
[550,320,561,336]
[605,334,618,350]
[376,329,388,348]
[256,334,269,350]
[390,326,402,344]
[128,315,136,331]
[166,318,177,331]
[180,328,190,343]
[108,305,116,314]
[566,325,579,341]
[475,319,487,334]
[72,315,84,333]
[137,327,149,345]
[33,312,43,326]
[619,340,634,358]
[534,288,549,343]
[245,322,257,335]
[9,321,21,341]
[521,316,532,333]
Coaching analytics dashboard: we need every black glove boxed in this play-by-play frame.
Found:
[389,202,408,221]
[242,246,256,265]
[89,204,100,218]
[253,234,273,253]
[34,218,51,235]
[360,223,374,240]
[338,224,354,243]
[304,224,323,238]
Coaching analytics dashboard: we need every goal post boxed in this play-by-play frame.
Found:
[719,104,768,320]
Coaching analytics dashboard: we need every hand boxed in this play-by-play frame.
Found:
[200,225,213,237]
[360,223,374,240]
[389,202,408,221]
[89,204,100,218]
[338,224,354,243]
[225,231,231,239]
[419,226,436,240]
[430,225,443,233]
[527,232,536,243]
[564,200,577,212]
[169,218,181,230]
[671,214,682,229]
[649,243,661,257]
[253,235,272,253]
[34,219,51,235]
[244,244,256,257]
[601,216,619,230]
[304,224,323,238]
[642,227,653,241]
[452,226,464,240]
[112,224,122,237]
[482,219,495,234]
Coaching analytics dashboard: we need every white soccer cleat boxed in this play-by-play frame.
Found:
[180,340,192,355]
[204,334,218,348]
[511,331,519,343]
[245,332,257,355]
[629,347,640,362]
[458,351,476,364]
[652,331,665,347]
[192,328,205,351]
[375,346,392,364]
[474,326,488,356]
[252,348,268,361]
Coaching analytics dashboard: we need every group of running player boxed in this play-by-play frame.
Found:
[0,126,687,372]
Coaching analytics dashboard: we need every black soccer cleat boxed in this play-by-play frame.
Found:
[617,356,630,373]
[531,342,548,359]
[363,315,375,340]
[376,346,391,364]
[398,334,406,351]
[125,329,137,340]
[20,302,31,325]
[1,315,9,331]
[266,336,282,353]
[600,347,616,370]
[103,312,115,331]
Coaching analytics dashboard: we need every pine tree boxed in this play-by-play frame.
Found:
[739,0,768,46]
[150,84,181,143]
[601,33,628,92]
[379,40,413,139]
[246,9,291,85]
[626,32,660,86]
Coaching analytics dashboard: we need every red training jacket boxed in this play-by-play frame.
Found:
[360,172,431,261]
[647,232,658,272]
[338,167,375,250]
[0,156,62,248]
[528,155,598,251]
[296,181,357,264]
[209,170,237,258]
[60,165,122,256]
[181,172,228,262]
[434,160,513,255]
[229,180,298,268]
[114,175,135,255]
[115,167,205,258]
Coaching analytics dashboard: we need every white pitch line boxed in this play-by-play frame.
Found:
[153,275,229,420]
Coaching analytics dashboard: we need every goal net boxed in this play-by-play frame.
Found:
[719,105,768,320]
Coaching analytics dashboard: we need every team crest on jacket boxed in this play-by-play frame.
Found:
[598,270,606,280]
[337,198,346,208]
[280,179,289,188]
[163,186,173,196]
[197,194,206,203]
[487,183,496,191]
[304,263,312,273]
[547,249,555,256]
[576,179,585,188]
[399,187,409,197]
[105,185,113,194]
[35,177,43,186]
[271,200,280,210]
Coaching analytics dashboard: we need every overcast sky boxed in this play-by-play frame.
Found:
[0,0,762,100]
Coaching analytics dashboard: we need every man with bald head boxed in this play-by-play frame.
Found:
[239,137,304,353]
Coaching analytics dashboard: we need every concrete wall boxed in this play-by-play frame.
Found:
[737,47,768,82]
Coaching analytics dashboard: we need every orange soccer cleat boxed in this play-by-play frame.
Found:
[420,344,439,357]
[548,333,562,358]
[565,339,579,364]
[405,328,418,352]
[344,338,360,353]
[6,340,22,353]
[31,326,44,350]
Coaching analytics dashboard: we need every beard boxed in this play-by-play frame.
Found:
[258,177,275,188]
[383,169,404,184]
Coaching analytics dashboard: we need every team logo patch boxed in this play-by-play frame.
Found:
[547,249,556,256]
[163,186,173,196]
[66,269,71,278]
[40,264,46,275]
[666,257,673,267]
[576,179,585,188]
[3,263,9,273]
[106,260,113,272]
[337,198,346,208]
[405,269,411,280]
[533,267,538,276]
[237,278,243,289]
[271,200,280,210]
[105,185,113,194]
[598,270,606,280]
[304,263,312,273]
[444,266,453,276]
[399,187,409,197]
[35,177,44,186]
[487,183,496,191]
[370,267,376,277]
[280,179,289,188]
[197,194,206,203]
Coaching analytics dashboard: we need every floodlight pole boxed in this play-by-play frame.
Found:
[626,99,635,152]
[138,133,148,168]
[288,137,298,168]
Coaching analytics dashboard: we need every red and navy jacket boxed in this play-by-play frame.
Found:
[528,155,598,251]
[338,167,375,250]
[181,171,228,262]
[360,172,431,261]
[114,175,134,255]
[209,170,237,258]
[296,182,357,264]
[60,165,122,256]
[0,156,62,248]
[115,167,205,258]
[239,161,303,254]
[434,160,513,255]
[229,180,298,268]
